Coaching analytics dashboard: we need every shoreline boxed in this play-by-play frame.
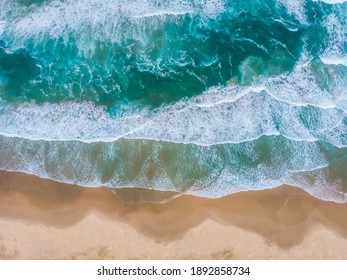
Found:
[1,170,347,259]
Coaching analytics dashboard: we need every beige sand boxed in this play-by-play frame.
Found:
[0,170,347,259]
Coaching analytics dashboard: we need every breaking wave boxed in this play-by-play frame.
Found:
[0,0,346,202]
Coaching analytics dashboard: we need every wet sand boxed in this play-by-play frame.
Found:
[0,170,347,259]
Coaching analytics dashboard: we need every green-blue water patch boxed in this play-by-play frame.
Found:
[0,0,311,109]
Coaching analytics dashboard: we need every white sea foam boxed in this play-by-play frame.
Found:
[321,56,347,66]
[0,0,346,202]
[314,0,347,4]
[131,10,193,19]
[0,58,346,148]
[264,60,347,111]
[285,167,347,203]
[0,69,346,202]
[0,21,5,36]
[320,13,347,66]
[0,46,346,147]
[276,0,307,23]
[277,0,346,25]
[0,0,225,53]
[1,133,341,201]
[0,101,151,142]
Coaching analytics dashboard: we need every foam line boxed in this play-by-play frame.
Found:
[0,0,225,52]
[0,57,346,148]
[1,133,345,202]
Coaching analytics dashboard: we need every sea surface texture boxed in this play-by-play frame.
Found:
[0,0,346,201]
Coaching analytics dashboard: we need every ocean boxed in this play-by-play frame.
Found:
[0,0,346,201]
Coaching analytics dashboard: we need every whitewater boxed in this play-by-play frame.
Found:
[0,0,346,202]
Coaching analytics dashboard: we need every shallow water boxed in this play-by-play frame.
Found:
[0,0,346,201]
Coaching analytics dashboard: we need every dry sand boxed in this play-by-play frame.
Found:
[0,170,347,259]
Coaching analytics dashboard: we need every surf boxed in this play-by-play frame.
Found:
[0,0,346,202]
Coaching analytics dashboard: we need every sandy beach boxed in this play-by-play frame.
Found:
[0,170,347,260]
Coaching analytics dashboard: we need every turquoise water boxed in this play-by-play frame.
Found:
[0,0,346,201]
